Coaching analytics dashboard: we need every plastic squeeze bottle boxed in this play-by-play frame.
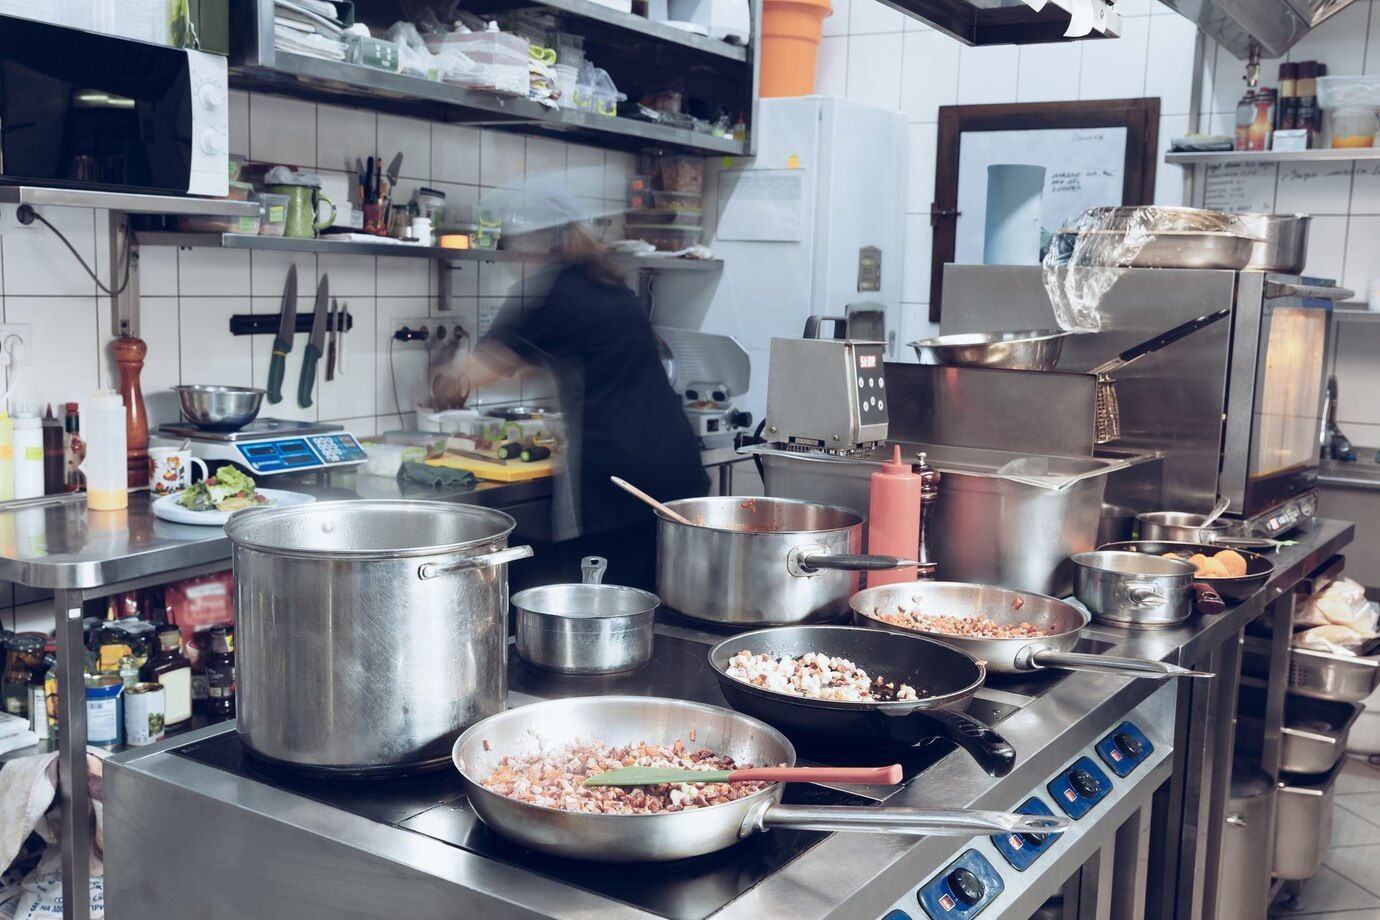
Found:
[12,412,42,499]
[0,412,15,502]
[83,390,128,511]
[866,445,920,587]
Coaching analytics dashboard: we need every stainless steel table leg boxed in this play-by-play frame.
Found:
[1110,802,1153,920]
[55,588,90,920]
[718,463,731,495]
[1198,631,1244,920]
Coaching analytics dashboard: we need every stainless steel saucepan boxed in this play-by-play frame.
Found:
[655,497,916,626]
[452,696,1067,862]
[851,581,1208,678]
[513,557,658,674]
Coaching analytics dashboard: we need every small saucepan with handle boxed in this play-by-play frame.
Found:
[851,581,1209,679]
[1098,540,1274,603]
[708,625,1018,777]
[452,696,1067,862]
[1072,550,1226,628]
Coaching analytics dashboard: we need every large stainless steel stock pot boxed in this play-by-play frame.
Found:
[226,499,533,776]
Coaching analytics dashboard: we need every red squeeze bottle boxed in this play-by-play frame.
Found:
[867,445,920,587]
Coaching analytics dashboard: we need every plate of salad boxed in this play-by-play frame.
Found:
[152,466,313,526]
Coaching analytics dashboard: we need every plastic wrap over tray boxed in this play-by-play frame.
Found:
[1042,206,1256,333]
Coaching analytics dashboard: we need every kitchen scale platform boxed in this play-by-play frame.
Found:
[160,418,367,476]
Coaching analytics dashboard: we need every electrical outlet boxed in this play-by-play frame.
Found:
[0,325,35,366]
[392,317,440,343]
[1,205,39,231]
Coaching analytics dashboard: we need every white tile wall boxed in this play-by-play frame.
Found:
[0,92,638,438]
[816,0,1196,328]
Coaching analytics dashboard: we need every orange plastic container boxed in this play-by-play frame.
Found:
[866,445,920,587]
[760,0,833,97]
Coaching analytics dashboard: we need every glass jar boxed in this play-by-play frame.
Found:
[205,626,235,720]
[2,634,45,719]
[140,624,193,731]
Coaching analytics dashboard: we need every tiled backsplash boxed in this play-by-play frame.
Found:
[0,91,641,439]
[816,0,1198,345]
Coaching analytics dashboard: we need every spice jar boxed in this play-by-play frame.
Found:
[2,634,45,719]
[140,624,193,731]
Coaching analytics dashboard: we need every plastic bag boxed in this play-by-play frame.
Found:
[1041,206,1252,333]
[1294,624,1371,656]
[1297,577,1379,635]
[382,22,443,80]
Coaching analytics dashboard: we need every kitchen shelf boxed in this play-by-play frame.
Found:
[135,231,724,270]
[0,185,260,217]
[1166,147,1380,166]
[234,51,749,156]
[468,0,748,61]
[1333,308,1380,323]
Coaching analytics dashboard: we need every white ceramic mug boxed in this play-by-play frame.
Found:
[148,447,208,496]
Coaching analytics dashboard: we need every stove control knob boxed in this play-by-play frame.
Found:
[1069,767,1101,798]
[1114,731,1144,759]
[1020,831,1049,846]
[946,867,985,906]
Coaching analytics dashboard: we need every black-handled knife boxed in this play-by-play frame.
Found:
[325,298,338,383]
[299,274,329,408]
[266,264,298,404]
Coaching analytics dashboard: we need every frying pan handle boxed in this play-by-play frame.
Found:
[872,708,1016,777]
[752,805,1069,837]
[1024,649,1212,679]
[790,547,918,576]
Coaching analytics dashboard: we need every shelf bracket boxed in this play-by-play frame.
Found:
[110,212,141,338]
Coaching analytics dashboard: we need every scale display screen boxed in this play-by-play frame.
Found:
[234,434,366,473]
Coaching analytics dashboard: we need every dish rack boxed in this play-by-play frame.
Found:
[1242,635,1380,703]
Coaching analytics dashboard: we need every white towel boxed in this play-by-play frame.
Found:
[0,714,30,741]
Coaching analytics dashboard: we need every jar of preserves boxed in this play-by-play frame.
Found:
[140,624,193,731]
[2,634,45,719]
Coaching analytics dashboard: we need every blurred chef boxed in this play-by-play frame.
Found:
[439,183,707,589]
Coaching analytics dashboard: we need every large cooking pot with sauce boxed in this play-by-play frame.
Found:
[226,500,532,776]
[654,497,915,626]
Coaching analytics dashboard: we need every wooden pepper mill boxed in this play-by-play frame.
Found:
[113,336,148,488]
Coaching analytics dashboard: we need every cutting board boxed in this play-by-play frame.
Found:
[425,453,554,482]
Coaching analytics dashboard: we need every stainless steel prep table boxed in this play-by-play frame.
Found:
[101,521,1354,920]
[0,471,548,920]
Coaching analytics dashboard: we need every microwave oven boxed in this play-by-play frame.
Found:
[0,15,228,197]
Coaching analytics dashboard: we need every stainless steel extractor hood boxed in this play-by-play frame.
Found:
[877,0,1123,44]
[1158,0,1356,58]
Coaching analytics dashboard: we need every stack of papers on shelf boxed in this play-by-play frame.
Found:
[275,0,347,61]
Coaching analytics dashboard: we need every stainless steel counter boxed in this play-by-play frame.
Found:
[101,520,1355,920]
[1321,456,1380,491]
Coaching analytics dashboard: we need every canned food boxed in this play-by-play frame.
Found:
[124,682,166,746]
[85,674,124,749]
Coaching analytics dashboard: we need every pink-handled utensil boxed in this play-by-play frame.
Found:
[583,764,904,787]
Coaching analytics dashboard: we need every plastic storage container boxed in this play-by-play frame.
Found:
[554,63,579,109]
[256,192,290,237]
[435,29,529,96]
[82,390,127,511]
[658,155,704,194]
[12,413,42,500]
[624,222,703,251]
[1331,105,1378,147]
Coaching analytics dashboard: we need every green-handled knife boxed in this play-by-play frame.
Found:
[583,764,904,787]
[298,274,330,408]
[265,264,297,404]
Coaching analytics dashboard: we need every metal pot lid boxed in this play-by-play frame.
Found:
[224,499,517,559]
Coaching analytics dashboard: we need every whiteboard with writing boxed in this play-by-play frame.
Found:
[954,127,1128,264]
[1202,162,1278,213]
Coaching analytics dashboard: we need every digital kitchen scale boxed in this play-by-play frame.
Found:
[159,418,367,476]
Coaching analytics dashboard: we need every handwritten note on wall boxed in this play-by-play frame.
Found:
[1202,162,1278,213]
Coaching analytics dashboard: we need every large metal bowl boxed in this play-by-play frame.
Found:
[908,329,1066,371]
[173,384,265,431]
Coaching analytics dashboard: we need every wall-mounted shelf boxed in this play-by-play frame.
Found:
[234,52,748,156]
[1333,308,1380,323]
[135,230,725,271]
[467,0,749,61]
[1166,147,1380,166]
[0,185,260,217]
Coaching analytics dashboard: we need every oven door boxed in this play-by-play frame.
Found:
[1239,279,1343,515]
[0,15,227,196]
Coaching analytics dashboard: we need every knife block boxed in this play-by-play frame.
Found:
[113,336,149,488]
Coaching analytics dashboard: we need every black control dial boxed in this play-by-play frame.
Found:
[947,868,985,906]
[1113,732,1144,759]
[1020,831,1050,846]
[1069,768,1101,798]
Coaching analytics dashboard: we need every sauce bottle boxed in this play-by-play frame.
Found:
[0,412,14,502]
[867,445,920,587]
[64,402,84,492]
[141,624,192,731]
[82,390,128,511]
[13,412,43,500]
[205,626,235,720]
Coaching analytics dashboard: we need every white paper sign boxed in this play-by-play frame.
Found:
[716,169,806,242]
[954,127,1128,265]
[1202,162,1279,213]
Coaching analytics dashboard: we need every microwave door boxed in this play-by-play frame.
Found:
[1244,301,1331,512]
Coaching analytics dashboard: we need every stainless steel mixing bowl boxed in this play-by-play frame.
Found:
[173,384,265,431]
[908,329,1066,371]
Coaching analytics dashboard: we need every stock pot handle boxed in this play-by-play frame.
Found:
[418,545,534,580]
[753,804,1069,837]
[1023,649,1212,679]
[788,546,918,576]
